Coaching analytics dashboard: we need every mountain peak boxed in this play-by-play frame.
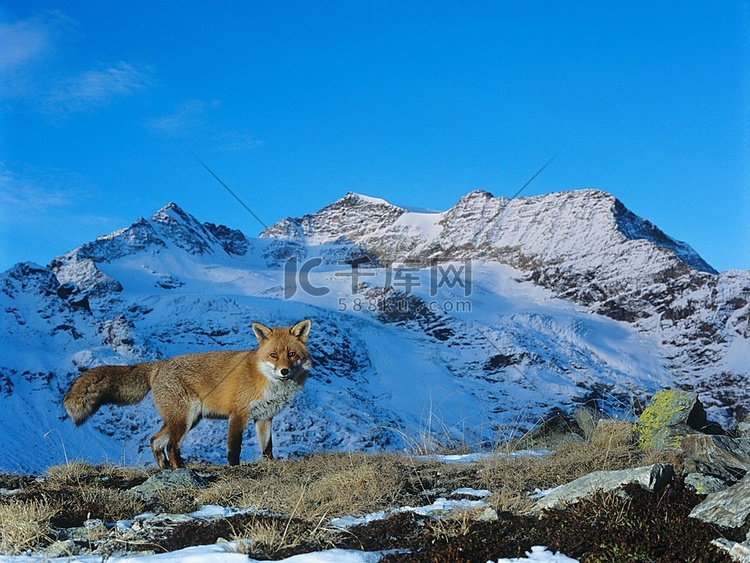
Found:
[158,202,182,212]
[342,192,399,208]
[261,192,407,243]
[457,189,496,203]
[151,202,193,224]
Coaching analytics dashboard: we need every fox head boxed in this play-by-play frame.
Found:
[252,319,312,382]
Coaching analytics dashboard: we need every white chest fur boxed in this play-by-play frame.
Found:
[247,378,302,421]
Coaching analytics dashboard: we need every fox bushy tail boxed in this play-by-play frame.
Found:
[63,363,154,425]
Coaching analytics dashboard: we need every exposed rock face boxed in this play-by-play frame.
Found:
[682,435,750,485]
[690,472,750,529]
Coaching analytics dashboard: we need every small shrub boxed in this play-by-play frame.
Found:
[54,486,146,527]
[232,515,304,557]
[0,499,59,554]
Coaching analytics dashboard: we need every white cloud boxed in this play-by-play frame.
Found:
[0,164,88,212]
[146,99,263,151]
[0,10,74,71]
[0,11,153,115]
[0,18,49,72]
[144,99,221,137]
[0,10,77,98]
[212,131,264,151]
[42,61,155,115]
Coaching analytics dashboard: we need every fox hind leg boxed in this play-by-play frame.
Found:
[150,401,200,470]
[150,425,170,469]
[162,416,192,469]
[151,418,191,469]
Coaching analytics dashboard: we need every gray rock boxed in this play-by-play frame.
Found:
[529,464,674,515]
[712,537,750,563]
[684,473,728,495]
[682,434,750,484]
[476,507,499,522]
[30,539,80,559]
[514,410,585,450]
[572,407,603,441]
[62,526,98,542]
[84,518,106,530]
[690,472,750,529]
[128,468,209,503]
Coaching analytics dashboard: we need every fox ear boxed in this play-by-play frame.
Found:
[290,319,312,343]
[252,322,273,343]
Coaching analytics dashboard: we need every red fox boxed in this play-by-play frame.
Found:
[63,319,312,469]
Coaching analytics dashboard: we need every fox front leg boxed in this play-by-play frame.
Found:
[227,411,248,466]
[255,419,274,459]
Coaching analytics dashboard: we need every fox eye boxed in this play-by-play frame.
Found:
[288,351,296,358]
[270,353,278,359]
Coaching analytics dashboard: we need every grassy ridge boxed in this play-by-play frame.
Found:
[0,421,740,561]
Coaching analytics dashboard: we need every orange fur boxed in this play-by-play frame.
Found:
[63,319,312,468]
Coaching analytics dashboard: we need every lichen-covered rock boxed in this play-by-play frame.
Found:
[634,389,708,450]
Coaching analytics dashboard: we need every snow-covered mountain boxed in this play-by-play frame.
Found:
[1,189,748,473]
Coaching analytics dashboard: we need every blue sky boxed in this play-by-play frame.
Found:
[1,1,748,272]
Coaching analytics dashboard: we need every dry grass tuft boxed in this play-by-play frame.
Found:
[45,461,149,488]
[231,515,310,557]
[199,452,404,521]
[44,460,95,482]
[425,507,485,543]
[22,462,149,527]
[0,499,59,555]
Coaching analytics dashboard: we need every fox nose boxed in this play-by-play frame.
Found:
[280,368,290,377]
